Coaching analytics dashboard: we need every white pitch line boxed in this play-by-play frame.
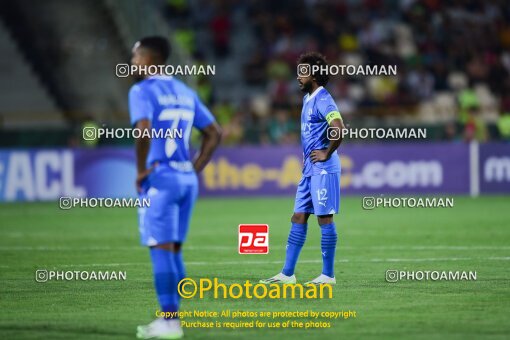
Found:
[1,245,509,251]
[369,257,473,262]
[50,259,344,268]
[10,256,507,270]
[185,259,351,266]
[364,246,510,250]
[58,262,145,268]
[0,246,141,251]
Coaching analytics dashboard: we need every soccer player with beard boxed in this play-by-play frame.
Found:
[260,52,344,285]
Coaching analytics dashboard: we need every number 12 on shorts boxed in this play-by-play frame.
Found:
[317,188,328,206]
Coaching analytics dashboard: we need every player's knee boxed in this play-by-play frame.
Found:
[317,214,334,226]
[152,242,180,252]
[291,213,307,224]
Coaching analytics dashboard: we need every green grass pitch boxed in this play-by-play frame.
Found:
[0,196,509,339]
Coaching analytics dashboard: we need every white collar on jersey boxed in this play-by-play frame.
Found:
[304,86,324,103]
[148,75,173,81]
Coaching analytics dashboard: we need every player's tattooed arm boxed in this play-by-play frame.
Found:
[193,122,222,173]
[310,117,344,163]
[134,118,153,193]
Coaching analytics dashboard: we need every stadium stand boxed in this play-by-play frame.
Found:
[0,21,62,127]
[0,0,509,145]
[0,0,131,124]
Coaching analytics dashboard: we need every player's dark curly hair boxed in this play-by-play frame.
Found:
[139,36,171,63]
[298,52,330,86]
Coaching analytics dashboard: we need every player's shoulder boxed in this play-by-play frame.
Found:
[128,79,150,96]
[316,87,333,101]
[304,86,329,103]
[165,76,197,96]
[315,88,335,109]
[130,76,193,96]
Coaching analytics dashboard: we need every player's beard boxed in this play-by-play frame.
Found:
[132,75,145,83]
[300,81,313,93]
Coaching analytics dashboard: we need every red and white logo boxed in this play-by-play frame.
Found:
[238,224,269,254]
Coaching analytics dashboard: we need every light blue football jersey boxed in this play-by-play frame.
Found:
[300,86,341,176]
[128,75,215,171]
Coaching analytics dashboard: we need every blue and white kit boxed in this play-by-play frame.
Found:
[129,75,215,246]
[294,86,342,216]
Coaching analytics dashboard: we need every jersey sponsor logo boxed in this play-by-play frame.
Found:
[301,122,312,135]
[307,108,313,121]
[238,224,269,254]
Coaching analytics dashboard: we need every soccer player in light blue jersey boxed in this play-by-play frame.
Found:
[129,36,221,339]
[261,52,344,285]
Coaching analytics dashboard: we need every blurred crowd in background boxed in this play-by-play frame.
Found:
[164,0,510,145]
[1,0,510,147]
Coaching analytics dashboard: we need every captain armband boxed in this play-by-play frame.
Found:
[325,111,343,125]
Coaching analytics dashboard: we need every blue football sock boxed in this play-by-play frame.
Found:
[320,223,338,277]
[174,250,186,283]
[282,223,308,276]
[150,248,179,319]
[174,250,185,305]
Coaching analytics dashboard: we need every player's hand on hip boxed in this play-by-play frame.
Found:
[136,167,154,193]
[310,149,329,163]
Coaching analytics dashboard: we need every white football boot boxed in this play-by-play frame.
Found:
[259,272,297,284]
[304,274,336,285]
[136,318,183,339]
